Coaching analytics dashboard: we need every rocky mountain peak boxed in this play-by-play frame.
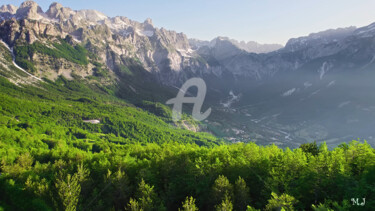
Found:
[0,4,18,14]
[144,18,153,26]
[46,2,63,16]
[16,1,44,20]
[19,0,39,8]
[50,2,63,10]
[210,37,244,60]
[46,2,73,21]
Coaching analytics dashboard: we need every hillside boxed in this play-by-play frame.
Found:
[1,1,375,210]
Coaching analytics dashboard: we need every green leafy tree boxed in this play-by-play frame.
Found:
[17,153,34,169]
[179,196,198,211]
[234,177,250,211]
[76,163,90,183]
[55,173,81,211]
[265,192,297,211]
[136,179,157,211]
[25,176,49,197]
[104,168,131,209]
[212,175,233,207]
[299,141,319,156]
[215,195,233,211]
[127,198,143,211]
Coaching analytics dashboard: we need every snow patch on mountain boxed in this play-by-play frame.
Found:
[177,48,195,57]
[282,88,297,97]
[76,10,107,22]
[135,29,154,37]
[318,62,333,80]
[107,19,129,31]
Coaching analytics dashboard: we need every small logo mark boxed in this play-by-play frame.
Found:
[351,198,366,206]
[166,78,211,122]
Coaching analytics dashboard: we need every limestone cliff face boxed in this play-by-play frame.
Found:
[0,1,290,85]
[0,1,211,85]
[1,19,61,44]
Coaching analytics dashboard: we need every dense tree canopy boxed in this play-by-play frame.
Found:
[2,135,375,210]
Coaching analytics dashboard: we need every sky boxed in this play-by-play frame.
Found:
[3,0,375,45]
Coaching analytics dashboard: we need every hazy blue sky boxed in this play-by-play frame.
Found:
[3,0,375,45]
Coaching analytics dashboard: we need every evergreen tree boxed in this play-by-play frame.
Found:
[212,175,234,207]
[76,163,90,183]
[265,192,297,211]
[234,176,250,211]
[215,195,233,211]
[112,168,130,209]
[136,179,156,211]
[179,196,198,211]
[127,198,143,211]
[55,173,81,211]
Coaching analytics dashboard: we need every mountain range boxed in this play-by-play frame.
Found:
[2,1,375,147]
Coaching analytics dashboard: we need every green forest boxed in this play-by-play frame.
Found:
[0,62,374,210]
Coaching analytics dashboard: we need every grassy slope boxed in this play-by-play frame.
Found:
[14,38,89,73]
[0,54,220,149]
